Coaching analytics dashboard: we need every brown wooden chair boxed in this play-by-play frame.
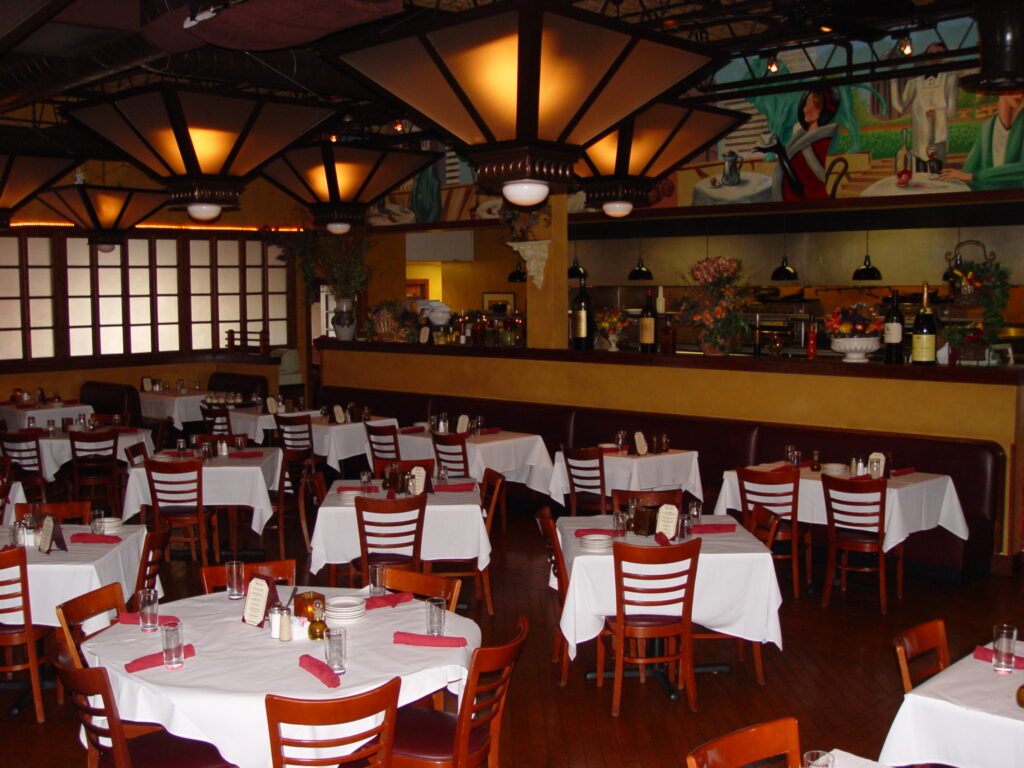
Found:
[366,422,402,465]
[537,506,571,686]
[200,559,297,594]
[428,469,504,615]
[124,441,150,466]
[380,567,461,612]
[0,546,49,722]
[686,717,801,768]
[3,429,49,501]
[266,676,401,768]
[55,582,126,669]
[431,430,470,478]
[131,527,171,608]
[70,428,121,514]
[14,500,92,524]
[482,464,508,533]
[821,473,902,615]
[274,413,314,455]
[56,663,238,768]
[610,488,683,516]
[354,494,426,587]
[596,538,701,716]
[893,619,950,693]
[563,446,609,515]
[199,405,232,435]
[262,449,312,560]
[372,457,436,480]
[144,457,219,567]
[0,455,13,526]
[390,617,529,768]
[736,466,810,599]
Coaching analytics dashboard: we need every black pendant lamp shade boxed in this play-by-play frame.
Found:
[852,253,882,280]
[628,256,653,281]
[36,183,168,245]
[567,255,587,279]
[508,261,527,282]
[962,0,1024,92]
[771,255,799,281]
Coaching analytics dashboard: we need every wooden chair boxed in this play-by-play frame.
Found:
[131,527,171,608]
[56,663,238,768]
[596,538,701,717]
[200,559,298,594]
[610,488,683,515]
[0,546,49,722]
[428,469,504,615]
[2,429,49,501]
[893,619,950,693]
[736,466,810,599]
[821,474,902,615]
[563,446,609,515]
[431,430,470,478]
[262,449,312,560]
[372,457,436,480]
[380,567,461,611]
[274,413,314,455]
[199,405,232,435]
[366,422,401,465]
[124,441,150,466]
[354,494,426,587]
[537,506,571,686]
[144,457,219,567]
[266,677,401,768]
[0,455,13,526]
[69,428,121,514]
[391,618,529,768]
[686,717,802,768]
[14,500,92,524]
[55,582,126,669]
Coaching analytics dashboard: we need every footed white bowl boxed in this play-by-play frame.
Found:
[831,336,881,363]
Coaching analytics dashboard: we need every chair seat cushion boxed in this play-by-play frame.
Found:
[0,622,48,636]
[99,730,237,768]
[617,614,681,628]
[392,704,488,761]
[367,552,412,567]
[835,529,881,546]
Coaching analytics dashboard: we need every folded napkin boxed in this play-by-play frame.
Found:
[386,488,397,500]
[891,467,916,477]
[228,450,262,459]
[393,631,467,648]
[399,426,425,434]
[125,644,196,673]
[366,591,414,610]
[479,427,501,435]
[771,461,811,472]
[692,523,736,534]
[433,482,475,493]
[70,533,122,544]
[654,532,672,546]
[336,485,379,492]
[574,528,625,538]
[117,611,180,627]
[972,645,1024,668]
[299,654,341,688]
[164,451,194,458]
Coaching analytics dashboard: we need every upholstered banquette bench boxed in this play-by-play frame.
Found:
[207,372,269,399]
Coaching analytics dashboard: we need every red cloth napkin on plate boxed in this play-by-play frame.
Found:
[366,592,414,610]
[299,654,341,687]
[393,631,467,647]
[433,482,475,493]
[164,451,194,458]
[399,426,425,434]
[70,533,122,544]
[336,485,379,492]
[692,523,736,534]
[125,644,195,673]
[891,467,916,477]
[228,451,262,459]
[972,645,1024,668]
[654,532,672,546]
[479,427,501,435]
[574,528,625,538]
[117,611,179,626]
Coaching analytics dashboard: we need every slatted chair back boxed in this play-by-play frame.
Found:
[380,567,461,611]
[431,430,470,477]
[200,559,297,594]
[144,457,203,512]
[275,413,314,455]
[613,538,701,626]
[365,422,401,465]
[199,405,232,435]
[0,546,46,722]
[354,494,426,583]
[132,527,171,599]
[371,457,435,479]
[609,488,683,515]
[563,446,608,515]
[55,583,127,669]
[821,473,887,540]
[893,619,950,693]
[69,428,119,495]
[2,429,47,499]
[56,664,133,767]
[736,466,800,525]
[480,468,505,535]
[686,717,802,768]
[124,440,149,466]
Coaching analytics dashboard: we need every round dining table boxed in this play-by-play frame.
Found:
[860,172,969,197]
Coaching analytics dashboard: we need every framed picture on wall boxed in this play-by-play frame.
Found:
[482,292,515,314]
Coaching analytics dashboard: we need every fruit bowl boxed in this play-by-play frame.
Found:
[830,335,881,363]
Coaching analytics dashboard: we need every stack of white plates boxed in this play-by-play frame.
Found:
[578,533,613,551]
[100,518,123,534]
[324,596,366,627]
[821,463,848,476]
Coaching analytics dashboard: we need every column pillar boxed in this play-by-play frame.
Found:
[523,191,568,349]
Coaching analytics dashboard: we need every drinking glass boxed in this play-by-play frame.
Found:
[226,560,245,600]
[993,624,1017,674]
[688,500,702,527]
[326,628,347,674]
[438,466,449,484]
[784,444,795,463]
[612,510,627,536]
[52,391,61,402]
[429,415,438,431]
[234,435,246,450]
[369,564,385,597]
[868,456,883,479]
[426,597,446,636]
[90,509,106,535]
[161,620,185,669]
[26,417,35,428]
[802,751,833,768]
[790,449,802,467]
[46,419,56,436]
[319,406,329,419]
[615,430,628,454]
[661,433,670,452]
[176,438,186,452]
[361,406,372,422]
[360,470,374,493]
[112,414,121,426]
[137,588,159,633]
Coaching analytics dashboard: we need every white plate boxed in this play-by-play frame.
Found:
[821,462,848,476]
[326,596,365,611]
[597,443,617,450]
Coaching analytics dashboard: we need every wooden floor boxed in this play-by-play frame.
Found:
[5,498,1022,768]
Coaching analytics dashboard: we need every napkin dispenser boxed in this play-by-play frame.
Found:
[294,591,326,621]
[632,506,659,537]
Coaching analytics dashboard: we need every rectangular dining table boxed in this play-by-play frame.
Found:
[547,448,704,504]
[138,390,209,430]
[81,588,482,768]
[2,481,28,525]
[34,426,153,482]
[714,463,969,551]
[556,514,783,659]
[309,480,491,574]
[315,416,399,469]
[121,448,282,533]
[0,401,94,431]
[228,407,322,445]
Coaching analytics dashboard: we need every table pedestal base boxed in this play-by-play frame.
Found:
[584,660,732,702]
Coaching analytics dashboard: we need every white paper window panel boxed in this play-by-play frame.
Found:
[0,238,18,266]
[155,267,175,293]
[217,240,239,265]
[156,240,176,265]
[129,268,150,295]
[26,238,50,266]
[220,321,240,342]
[67,267,90,297]
[98,297,123,324]
[100,326,123,355]
[127,239,149,265]
[68,297,91,325]
[268,293,287,319]
[0,329,22,358]
[130,325,152,354]
[245,240,262,265]
[31,329,54,358]
[267,266,287,291]
[245,267,262,290]
[158,323,179,351]
[190,240,210,265]
[97,267,121,295]
[28,268,51,297]
[0,268,20,297]
[269,320,287,345]
[97,249,120,266]
[246,294,263,319]
[218,267,240,293]
[69,327,92,356]
[66,238,89,266]
[192,322,212,349]
[191,296,211,322]
[156,296,178,323]
[29,298,52,327]
[218,294,240,321]
[0,299,20,327]
[190,268,211,293]
[130,297,150,323]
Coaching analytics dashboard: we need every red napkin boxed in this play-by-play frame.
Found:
[366,592,414,610]
[164,451,194,458]
[386,488,396,500]
[972,645,1024,668]
[771,462,811,472]
[891,467,916,477]
[228,451,262,459]
[574,528,625,538]
[692,523,736,534]
[0,544,15,552]
[479,427,501,435]
[299,654,341,688]
[393,631,467,648]
[433,482,475,493]
[399,426,425,434]
[70,533,122,544]
[654,532,672,546]
[117,611,180,626]
[125,644,196,673]
[600,446,619,453]
[336,485,379,492]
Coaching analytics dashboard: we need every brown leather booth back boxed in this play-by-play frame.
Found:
[207,372,268,399]
[80,381,143,426]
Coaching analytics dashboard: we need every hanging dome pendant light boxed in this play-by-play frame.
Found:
[853,226,882,280]
[568,255,587,280]
[507,261,527,283]
[771,255,799,281]
[628,256,653,281]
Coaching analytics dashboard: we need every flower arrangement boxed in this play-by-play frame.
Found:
[823,303,884,337]
[948,259,1011,344]
[685,255,748,353]
[595,309,631,336]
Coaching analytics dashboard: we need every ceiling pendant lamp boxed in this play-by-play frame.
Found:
[507,261,527,282]
[66,84,334,222]
[771,223,798,281]
[578,101,747,218]
[628,256,653,281]
[36,179,167,248]
[262,140,441,234]
[853,227,882,280]
[962,0,1024,92]
[335,0,719,207]
[567,254,587,280]
[0,128,79,228]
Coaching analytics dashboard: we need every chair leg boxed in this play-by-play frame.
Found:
[197,519,208,568]
[751,641,765,685]
[595,633,606,687]
[480,568,494,616]
[499,488,507,533]
[611,636,624,717]
[790,532,800,599]
[804,528,813,585]
[26,632,45,723]
[682,638,697,712]
[896,544,904,600]
[821,545,835,607]
[878,549,888,615]
[559,642,570,687]
[277,512,286,560]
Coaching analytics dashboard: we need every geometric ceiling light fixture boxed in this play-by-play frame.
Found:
[36,177,168,249]
[261,140,442,234]
[576,102,747,218]
[66,84,334,222]
[335,0,719,209]
[0,129,80,229]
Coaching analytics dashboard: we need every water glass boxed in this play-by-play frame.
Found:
[226,560,245,600]
[426,597,446,636]
[868,456,883,479]
[688,500,702,526]
[234,435,246,450]
[369,564,385,597]
[612,510,628,536]
[993,624,1017,674]
[90,510,106,535]
[326,627,347,674]
[615,430,628,454]
[360,470,374,493]
[46,419,56,435]
[438,466,449,484]
[26,417,35,428]
[790,449,802,467]
[784,444,795,463]
[112,414,121,426]
[802,751,833,768]
[137,588,159,633]
[161,620,185,669]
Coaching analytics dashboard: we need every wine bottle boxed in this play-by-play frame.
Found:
[895,128,911,175]
[659,313,674,355]
[570,277,594,350]
[884,289,905,364]
[911,282,937,366]
[639,288,657,353]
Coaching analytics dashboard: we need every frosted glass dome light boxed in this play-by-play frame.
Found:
[186,202,222,222]
[326,222,352,235]
[502,179,549,207]
[602,200,634,218]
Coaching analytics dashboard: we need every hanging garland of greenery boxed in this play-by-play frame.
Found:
[950,259,1012,345]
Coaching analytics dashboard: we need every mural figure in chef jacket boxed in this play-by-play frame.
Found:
[889,43,959,171]
[940,91,1024,191]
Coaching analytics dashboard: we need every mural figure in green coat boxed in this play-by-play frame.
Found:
[941,91,1024,190]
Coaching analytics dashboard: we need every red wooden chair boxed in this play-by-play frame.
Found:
[431,431,470,478]
[2,429,49,501]
[372,457,435,479]
[564,446,608,515]
[69,428,121,514]
[0,546,49,722]
[354,494,426,587]
[199,405,232,436]
[366,422,402,465]
[893,619,950,693]
[200,559,297,594]
[380,568,461,612]
[14,501,92,524]
[537,507,571,686]
[686,717,801,768]
[143,457,219,567]
[131,526,171,607]
[55,582,126,669]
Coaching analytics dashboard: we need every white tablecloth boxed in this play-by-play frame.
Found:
[316,417,399,469]
[122,449,281,533]
[229,408,322,445]
[548,449,703,503]
[715,463,969,552]
[860,172,969,197]
[82,589,481,768]
[2,481,28,525]
[556,514,783,659]
[309,481,491,574]
[0,401,94,431]
[396,430,553,494]
[139,391,208,430]
[33,428,153,482]
[879,643,1024,768]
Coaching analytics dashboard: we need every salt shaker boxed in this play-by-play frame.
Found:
[269,604,283,639]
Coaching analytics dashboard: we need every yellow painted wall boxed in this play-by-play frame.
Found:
[406,263,443,300]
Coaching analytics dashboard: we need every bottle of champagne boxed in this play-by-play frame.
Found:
[895,128,911,176]
[884,289,905,364]
[639,288,657,353]
[570,277,594,350]
[911,282,937,366]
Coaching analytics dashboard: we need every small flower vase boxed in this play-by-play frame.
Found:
[607,333,620,352]
[332,297,356,341]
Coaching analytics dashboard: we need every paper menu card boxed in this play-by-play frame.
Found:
[39,515,67,554]
[456,414,470,434]
[241,575,279,628]
[333,404,346,424]
[410,465,426,495]
[655,504,680,540]
[634,432,648,456]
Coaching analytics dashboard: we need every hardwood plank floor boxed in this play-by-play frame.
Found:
[4,499,1022,767]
